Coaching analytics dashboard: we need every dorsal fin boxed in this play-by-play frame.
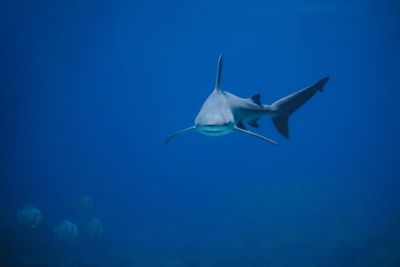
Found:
[215,54,223,91]
[251,94,262,106]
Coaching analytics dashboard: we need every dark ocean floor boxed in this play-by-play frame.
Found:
[2,233,400,267]
[2,206,400,267]
[2,178,400,267]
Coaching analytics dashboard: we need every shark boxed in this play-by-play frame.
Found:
[165,55,329,144]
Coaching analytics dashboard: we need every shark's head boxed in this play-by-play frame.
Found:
[193,55,236,136]
[194,91,235,136]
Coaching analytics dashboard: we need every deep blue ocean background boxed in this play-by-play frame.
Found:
[1,1,399,266]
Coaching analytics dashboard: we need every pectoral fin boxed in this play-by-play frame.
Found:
[165,126,196,144]
[234,126,278,145]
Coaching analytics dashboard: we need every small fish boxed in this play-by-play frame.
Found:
[74,194,93,213]
[84,217,103,238]
[17,205,42,228]
[54,220,79,242]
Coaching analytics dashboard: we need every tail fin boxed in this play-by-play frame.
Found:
[271,77,330,138]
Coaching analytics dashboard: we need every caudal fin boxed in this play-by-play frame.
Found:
[271,77,330,138]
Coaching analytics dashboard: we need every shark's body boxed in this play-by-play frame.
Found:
[166,55,329,144]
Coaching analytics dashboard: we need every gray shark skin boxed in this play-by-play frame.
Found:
[165,55,329,144]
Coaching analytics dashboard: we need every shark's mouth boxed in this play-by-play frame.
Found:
[196,123,234,136]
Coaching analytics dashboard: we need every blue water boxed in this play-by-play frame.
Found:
[1,1,399,266]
